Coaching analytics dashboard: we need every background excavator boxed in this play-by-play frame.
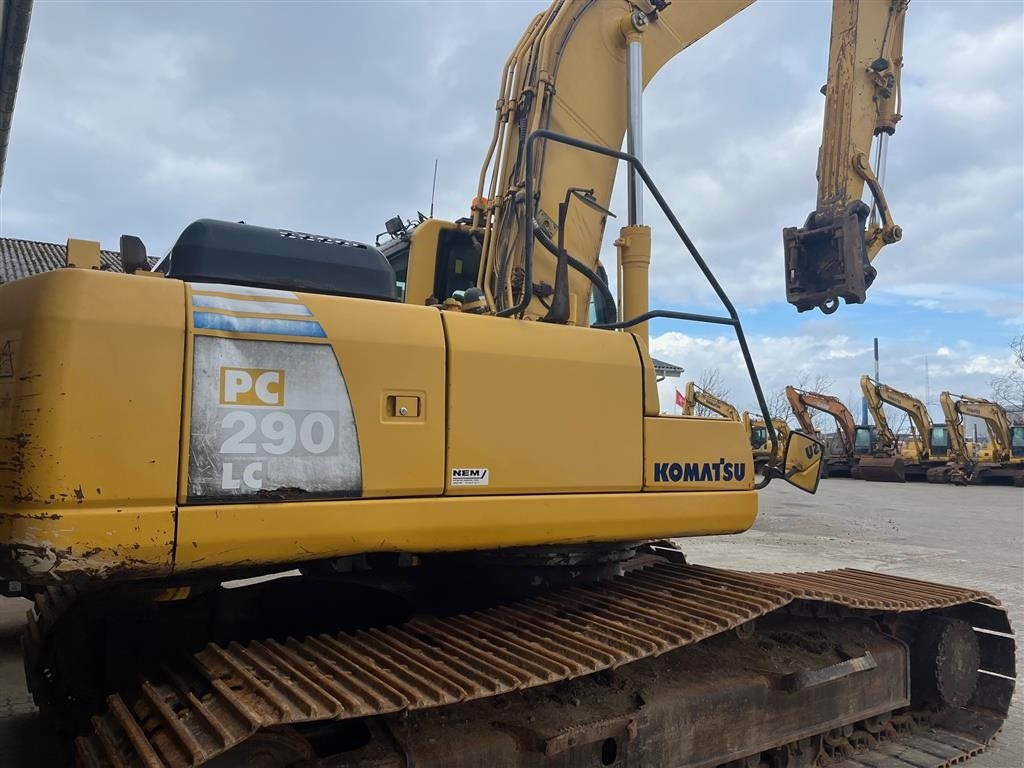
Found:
[1,1,1015,767]
[679,382,787,474]
[940,392,1024,486]
[858,375,954,482]
[785,384,875,478]
[745,414,791,474]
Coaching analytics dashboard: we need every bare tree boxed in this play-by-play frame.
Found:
[772,371,836,432]
[991,335,1024,422]
[692,367,731,418]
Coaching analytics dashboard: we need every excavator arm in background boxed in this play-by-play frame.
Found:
[784,0,907,314]
[864,376,935,459]
[785,385,858,456]
[469,0,908,323]
[745,413,791,472]
[682,380,741,421]
[941,392,1013,464]
[939,393,1024,485]
[859,375,898,455]
[939,391,978,468]
[857,374,908,481]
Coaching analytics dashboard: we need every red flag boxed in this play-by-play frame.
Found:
[675,389,686,409]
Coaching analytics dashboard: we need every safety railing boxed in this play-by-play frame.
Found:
[516,129,779,483]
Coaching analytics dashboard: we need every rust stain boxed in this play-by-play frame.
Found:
[3,511,63,521]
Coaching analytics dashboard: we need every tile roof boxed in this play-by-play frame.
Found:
[0,237,124,284]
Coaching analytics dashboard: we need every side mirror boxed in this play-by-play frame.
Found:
[782,430,824,494]
[119,235,149,274]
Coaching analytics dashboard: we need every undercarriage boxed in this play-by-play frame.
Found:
[20,549,1015,768]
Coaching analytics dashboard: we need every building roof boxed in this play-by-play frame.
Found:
[0,237,123,284]
[652,357,684,378]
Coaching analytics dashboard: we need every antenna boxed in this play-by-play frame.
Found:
[429,158,438,218]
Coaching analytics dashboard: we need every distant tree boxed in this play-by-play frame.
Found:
[991,335,1024,422]
[693,367,730,418]
[772,371,835,432]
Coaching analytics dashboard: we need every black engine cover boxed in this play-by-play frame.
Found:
[165,219,397,301]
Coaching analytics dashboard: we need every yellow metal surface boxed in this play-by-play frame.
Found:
[0,269,184,579]
[616,224,651,341]
[479,0,754,321]
[644,416,754,491]
[313,295,446,498]
[179,284,448,500]
[403,218,462,307]
[174,490,758,572]
[816,0,906,261]
[443,311,643,494]
[65,238,101,269]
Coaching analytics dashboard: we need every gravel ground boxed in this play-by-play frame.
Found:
[0,478,1020,766]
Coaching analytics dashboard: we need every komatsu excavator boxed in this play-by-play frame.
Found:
[940,392,1024,486]
[858,375,954,482]
[785,385,876,477]
[680,381,740,422]
[0,1,1015,767]
[745,414,791,474]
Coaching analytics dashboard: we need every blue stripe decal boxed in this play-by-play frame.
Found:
[193,312,327,338]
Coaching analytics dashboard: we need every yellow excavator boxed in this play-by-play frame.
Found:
[1,1,1015,766]
[745,414,791,473]
[858,375,954,482]
[680,380,741,422]
[940,392,1024,486]
[785,384,876,477]
[680,382,787,474]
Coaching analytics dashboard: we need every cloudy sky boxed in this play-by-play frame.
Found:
[2,0,1021,422]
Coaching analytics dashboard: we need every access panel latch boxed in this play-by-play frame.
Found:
[783,201,876,314]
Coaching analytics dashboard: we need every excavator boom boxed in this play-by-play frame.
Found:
[682,380,741,421]
[940,391,1024,485]
[785,385,858,455]
[469,0,908,322]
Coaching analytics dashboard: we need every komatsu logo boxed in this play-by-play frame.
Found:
[653,459,746,483]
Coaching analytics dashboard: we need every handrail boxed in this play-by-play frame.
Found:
[516,128,778,486]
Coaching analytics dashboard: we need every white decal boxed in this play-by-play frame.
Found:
[188,337,361,500]
[190,282,298,300]
[451,468,489,487]
[191,294,312,316]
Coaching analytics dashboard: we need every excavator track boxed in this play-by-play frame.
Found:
[69,563,1014,767]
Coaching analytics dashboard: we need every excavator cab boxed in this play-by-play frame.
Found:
[854,425,875,454]
[1012,425,1024,458]
[929,424,952,459]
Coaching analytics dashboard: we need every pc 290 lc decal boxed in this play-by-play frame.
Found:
[187,336,361,501]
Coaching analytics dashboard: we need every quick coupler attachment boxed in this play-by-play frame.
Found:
[783,200,876,314]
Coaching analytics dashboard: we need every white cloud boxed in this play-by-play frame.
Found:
[650,329,1016,421]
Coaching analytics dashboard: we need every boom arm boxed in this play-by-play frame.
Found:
[859,375,898,455]
[784,0,907,313]
[786,385,858,456]
[682,381,740,421]
[941,392,1013,463]
[939,391,975,466]
[475,0,908,322]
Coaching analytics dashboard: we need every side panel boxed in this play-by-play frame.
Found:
[442,314,643,494]
[0,270,183,582]
[174,491,758,571]
[644,416,755,491]
[180,285,446,503]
